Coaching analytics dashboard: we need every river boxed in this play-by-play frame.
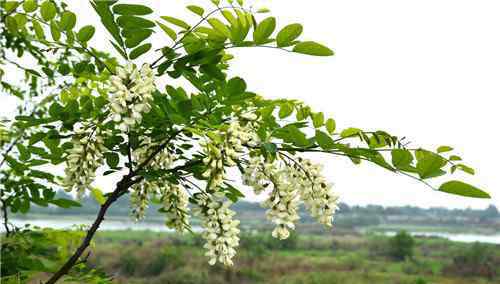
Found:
[3,218,500,244]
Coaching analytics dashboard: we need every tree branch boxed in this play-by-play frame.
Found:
[1,198,11,237]
[44,174,137,284]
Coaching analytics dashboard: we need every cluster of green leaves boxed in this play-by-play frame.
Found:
[91,1,155,60]
[0,227,110,283]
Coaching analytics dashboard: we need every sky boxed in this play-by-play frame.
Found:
[3,0,499,209]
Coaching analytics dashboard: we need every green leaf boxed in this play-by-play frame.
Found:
[227,77,246,95]
[340,127,361,138]
[5,16,18,33]
[124,29,152,48]
[4,1,20,13]
[91,0,124,47]
[14,13,27,28]
[117,15,155,29]
[51,199,82,208]
[455,164,475,175]
[276,23,303,47]
[315,130,335,150]
[187,5,204,17]
[208,18,231,38]
[391,149,413,169]
[49,21,60,41]
[32,19,45,39]
[156,21,177,40]
[77,25,95,42]
[279,103,293,118]
[160,16,190,30]
[416,150,447,179]
[253,17,276,44]
[104,152,120,168]
[59,11,76,31]
[23,0,37,13]
[312,112,324,128]
[439,181,490,199]
[129,43,152,59]
[112,4,153,15]
[293,41,334,56]
[40,0,56,21]
[288,126,309,147]
[261,142,277,154]
[91,188,106,205]
[449,155,462,161]
[325,118,336,134]
[437,145,454,153]
[17,144,31,161]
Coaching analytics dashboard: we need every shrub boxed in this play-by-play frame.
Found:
[389,231,415,261]
[444,242,498,279]
[118,250,139,276]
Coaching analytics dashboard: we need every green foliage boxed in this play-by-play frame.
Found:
[389,231,415,261]
[0,227,111,283]
[445,242,498,279]
[276,23,303,47]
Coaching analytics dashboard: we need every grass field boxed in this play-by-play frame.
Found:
[83,230,500,284]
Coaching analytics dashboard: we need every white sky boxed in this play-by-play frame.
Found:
[3,0,499,209]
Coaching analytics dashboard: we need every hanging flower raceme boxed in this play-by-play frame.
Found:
[243,156,301,239]
[109,63,155,132]
[202,121,260,189]
[160,183,191,233]
[194,193,240,266]
[130,136,174,220]
[295,157,340,227]
[63,121,109,198]
[243,154,340,239]
[264,167,301,240]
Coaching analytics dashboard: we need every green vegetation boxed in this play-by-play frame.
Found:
[15,229,496,284]
[389,231,415,260]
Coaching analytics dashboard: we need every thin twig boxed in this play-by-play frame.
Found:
[1,198,11,236]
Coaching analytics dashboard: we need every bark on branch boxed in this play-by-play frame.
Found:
[44,174,136,284]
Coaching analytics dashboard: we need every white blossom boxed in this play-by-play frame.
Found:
[243,156,300,239]
[130,136,174,221]
[109,63,155,132]
[243,155,340,238]
[194,193,240,266]
[63,122,109,198]
[294,157,340,227]
[202,121,259,189]
[160,183,190,233]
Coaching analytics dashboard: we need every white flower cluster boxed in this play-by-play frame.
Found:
[160,183,190,233]
[295,157,340,227]
[201,122,259,189]
[194,193,240,266]
[109,63,155,132]
[243,155,340,239]
[130,137,174,221]
[63,122,109,198]
[243,156,301,239]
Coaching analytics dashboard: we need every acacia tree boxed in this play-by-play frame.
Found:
[0,0,491,283]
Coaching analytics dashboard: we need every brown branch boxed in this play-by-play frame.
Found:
[44,174,137,284]
[1,198,11,237]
